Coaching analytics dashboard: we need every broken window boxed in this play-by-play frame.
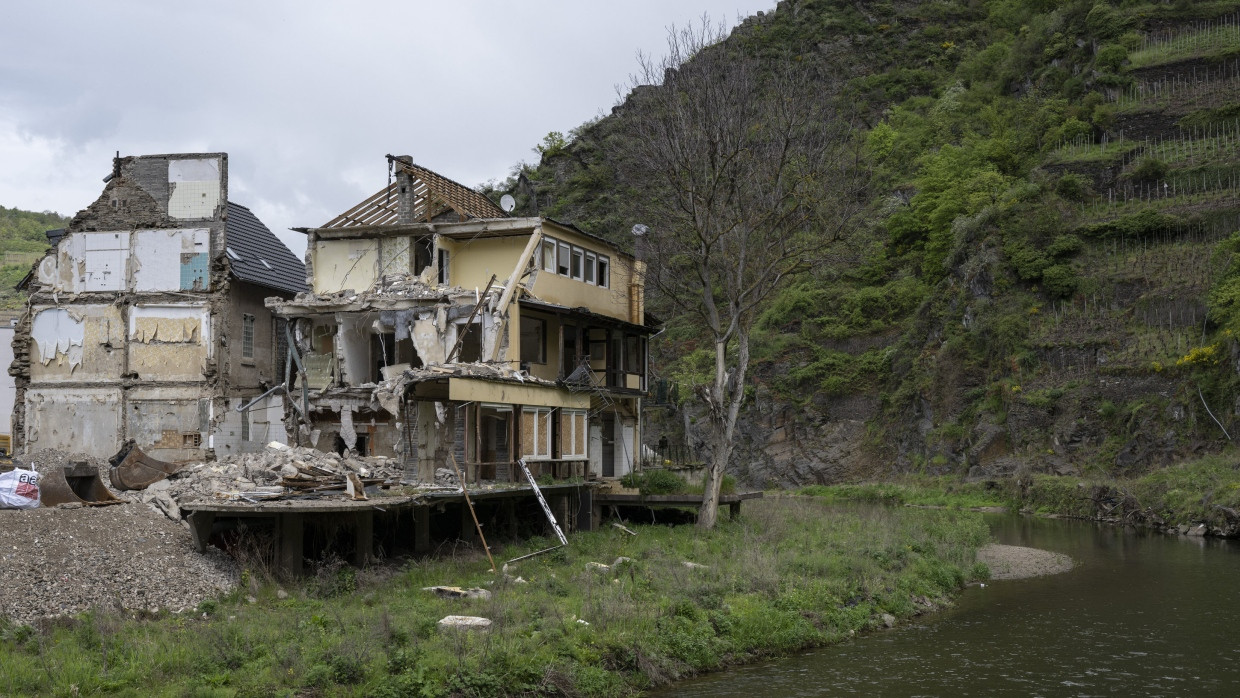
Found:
[437,249,450,285]
[242,314,255,359]
[625,334,642,373]
[541,237,557,272]
[372,332,395,382]
[561,409,588,458]
[521,407,553,460]
[457,322,482,363]
[597,256,610,288]
[273,318,289,379]
[520,316,545,365]
[413,236,433,274]
[477,404,512,465]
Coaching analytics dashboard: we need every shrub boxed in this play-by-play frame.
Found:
[1040,264,1078,297]
[621,469,688,495]
[1055,173,1090,202]
[1131,158,1168,184]
[1095,43,1128,72]
[1047,234,1083,258]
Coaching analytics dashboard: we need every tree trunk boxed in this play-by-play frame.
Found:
[697,331,749,529]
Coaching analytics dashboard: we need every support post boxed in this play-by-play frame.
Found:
[576,487,595,532]
[279,513,304,577]
[354,510,374,566]
[414,506,431,553]
[187,510,215,552]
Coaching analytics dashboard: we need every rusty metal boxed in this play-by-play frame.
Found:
[109,440,186,491]
[39,461,122,506]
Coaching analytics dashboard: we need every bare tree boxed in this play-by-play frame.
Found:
[615,18,866,528]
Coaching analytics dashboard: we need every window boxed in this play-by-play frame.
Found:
[541,237,557,272]
[521,407,554,459]
[597,255,610,288]
[520,316,546,364]
[437,248,450,285]
[557,242,571,276]
[584,251,596,284]
[242,314,255,359]
[561,409,588,458]
[570,246,584,280]
[625,334,643,373]
[240,409,250,441]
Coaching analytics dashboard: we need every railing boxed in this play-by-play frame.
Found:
[641,444,700,469]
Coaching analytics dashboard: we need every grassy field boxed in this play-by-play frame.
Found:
[803,450,1240,533]
[0,498,989,697]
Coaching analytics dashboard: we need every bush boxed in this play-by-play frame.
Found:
[621,469,688,495]
[1055,173,1091,202]
[1040,264,1078,297]
[1131,158,1168,184]
[1095,43,1128,72]
[1047,234,1083,258]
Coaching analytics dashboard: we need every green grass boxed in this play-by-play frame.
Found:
[1128,24,1240,69]
[799,478,1006,510]
[0,498,989,697]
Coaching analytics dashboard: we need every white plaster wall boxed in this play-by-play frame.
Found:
[132,229,210,291]
[24,387,122,457]
[168,158,221,219]
[215,394,287,456]
[0,326,13,438]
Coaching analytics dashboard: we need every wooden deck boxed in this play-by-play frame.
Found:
[593,490,763,520]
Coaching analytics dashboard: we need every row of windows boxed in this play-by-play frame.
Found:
[540,236,609,288]
[522,406,587,460]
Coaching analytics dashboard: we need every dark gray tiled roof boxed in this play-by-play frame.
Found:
[224,202,306,295]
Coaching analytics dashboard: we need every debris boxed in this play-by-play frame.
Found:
[109,441,188,491]
[612,522,638,536]
[423,586,492,600]
[612,556,633,568]
[682,561,709,570]
[437,615,492,632]
[585,561,611,572]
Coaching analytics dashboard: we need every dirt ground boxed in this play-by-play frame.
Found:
[977,543,1074,580]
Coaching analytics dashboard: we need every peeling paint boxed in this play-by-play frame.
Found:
[30,309,85,368]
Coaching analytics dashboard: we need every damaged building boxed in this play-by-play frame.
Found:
[10,152,305,461]
[271,157,657,482]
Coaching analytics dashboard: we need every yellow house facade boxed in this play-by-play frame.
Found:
[269,158,656,482]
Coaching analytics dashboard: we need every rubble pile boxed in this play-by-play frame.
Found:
[151,442,406,507]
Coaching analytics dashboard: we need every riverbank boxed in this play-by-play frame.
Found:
[976,544,1074,580]
[799,449,1240,538]
[0,498,988,696]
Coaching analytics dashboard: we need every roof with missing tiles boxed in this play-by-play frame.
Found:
[224,202,306,295]
[322,161,506,229]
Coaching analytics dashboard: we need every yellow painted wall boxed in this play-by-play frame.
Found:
[447,236,527,290]
[448,377,588,409]
[312,239,379,294]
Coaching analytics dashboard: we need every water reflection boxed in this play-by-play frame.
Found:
[655,512,1240,697]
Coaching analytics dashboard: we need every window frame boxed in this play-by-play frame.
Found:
[522,406,554,460]
[519,316,546,364]
[597,255,610,288]
[541,237,557,272]
[561,408,588,459]
[241,313,255,359]
[557,241,571,276]
[584,251,596,284]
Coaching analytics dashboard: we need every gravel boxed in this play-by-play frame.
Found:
[977,543,1074,580]
[2,455,238,627]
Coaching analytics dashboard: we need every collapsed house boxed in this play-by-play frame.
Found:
[10,153,305,461]
[271,157,656,483]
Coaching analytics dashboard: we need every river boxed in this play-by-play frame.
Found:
[655,512,1240,697]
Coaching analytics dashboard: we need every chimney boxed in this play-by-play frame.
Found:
[391,155,415,224]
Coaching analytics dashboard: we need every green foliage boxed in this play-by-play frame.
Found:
[1095,43,1128,71]
[1078,210,1181,240]
[0,500,990,696]
[1040,264,1078,297]
[621,469,689,495]
[1055,173,1091,202]
[0,205,68,309]
[1130,157,1169,183]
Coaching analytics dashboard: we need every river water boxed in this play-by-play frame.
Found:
[655,513,1240,697]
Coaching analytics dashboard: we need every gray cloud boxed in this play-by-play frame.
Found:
[1,1,774,255]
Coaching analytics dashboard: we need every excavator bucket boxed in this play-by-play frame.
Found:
[109,440,186,491]
[39,461,122,506]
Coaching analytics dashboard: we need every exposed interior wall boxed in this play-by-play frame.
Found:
[127,387,207,462]
[447,236,527,291]
[28,305,125,381]
[225,281,282,389]
[127,304,211,381]
[36,228,213,295]
[215,394,287,456]
[23,387,122,458]
[311,239,378,294]
[336,315,372,385]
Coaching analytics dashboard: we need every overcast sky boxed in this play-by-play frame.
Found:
[1,1,775,255]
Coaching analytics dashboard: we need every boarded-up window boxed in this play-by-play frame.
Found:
[521,407,553,459]
[561,409,587,458]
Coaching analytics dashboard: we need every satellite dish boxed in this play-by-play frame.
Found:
[500,194,516,213]
[632,224,649,237]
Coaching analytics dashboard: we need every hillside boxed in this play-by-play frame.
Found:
[0,206,67,310]
[491,0,1240,486]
